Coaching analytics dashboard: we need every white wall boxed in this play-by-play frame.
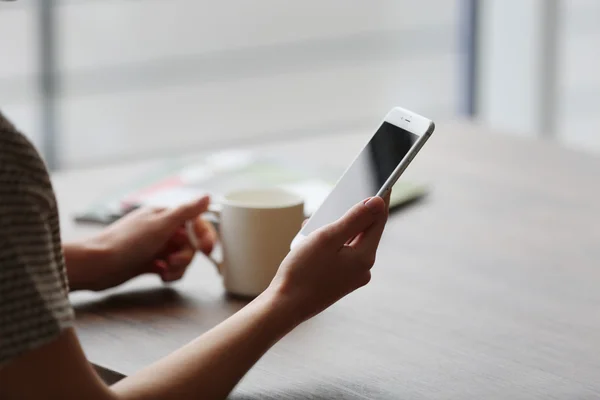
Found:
[558,0,600,153]
[56,0,461,168]
[475,0,600,154]
[1,1,461,168]
[476,0,557,138]
[5,1,598,167]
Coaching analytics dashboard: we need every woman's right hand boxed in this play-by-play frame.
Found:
[267,192,391,326]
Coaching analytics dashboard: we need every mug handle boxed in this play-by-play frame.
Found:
[185,203,223,275]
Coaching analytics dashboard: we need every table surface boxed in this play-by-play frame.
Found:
[55,122,600,399]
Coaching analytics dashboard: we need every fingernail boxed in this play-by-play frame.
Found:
[364,197,383,214]
[198,195,209,205]
[152,259,168,274]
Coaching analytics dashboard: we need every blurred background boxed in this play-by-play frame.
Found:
[1,0,598,170]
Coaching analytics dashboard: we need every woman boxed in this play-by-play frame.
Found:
[0,111,390,399]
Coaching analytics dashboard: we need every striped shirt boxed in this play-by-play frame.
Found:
[0,112,74,365]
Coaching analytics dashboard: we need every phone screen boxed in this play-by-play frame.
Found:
[301,121,420,237]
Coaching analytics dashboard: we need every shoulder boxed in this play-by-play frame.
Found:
[0,110,61,254]
[0,112,50,180]
[0,112,55,212]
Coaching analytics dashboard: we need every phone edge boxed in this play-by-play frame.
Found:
[376,120,435,197]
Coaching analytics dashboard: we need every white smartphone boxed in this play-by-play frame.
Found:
[291,107,435,249]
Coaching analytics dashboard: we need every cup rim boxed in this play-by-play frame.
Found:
[221,187,304,209]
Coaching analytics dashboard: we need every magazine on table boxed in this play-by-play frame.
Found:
[74,149,428,225]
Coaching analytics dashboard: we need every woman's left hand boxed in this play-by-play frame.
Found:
[66,196,217,291]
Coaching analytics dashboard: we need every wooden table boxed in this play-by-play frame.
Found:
[55,122,600,399]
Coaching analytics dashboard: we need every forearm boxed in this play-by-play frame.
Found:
[63,241,108,291]
[111,287,297,400]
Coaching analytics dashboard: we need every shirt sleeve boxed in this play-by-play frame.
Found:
[0,113,74,366]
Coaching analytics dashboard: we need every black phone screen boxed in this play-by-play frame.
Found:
[301,121,419,237]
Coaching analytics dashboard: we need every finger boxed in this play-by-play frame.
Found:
[192,218,218,255]
[154,229,188,261]
[302,219,308,228]
[345,199,389,255]
[171,228,191,247]
[167,246,195,269]
[151,259,169,275]
[161,268,187,283]
[339,254,374,288]
[347,231,364,247]
[163,196,210,227]
[355,270,372,289]
[325,197,386,246]
[152,259,184,283]
[383,188,392,207]
[160,247,195,282]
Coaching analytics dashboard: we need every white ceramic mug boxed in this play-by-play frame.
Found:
[187,188,304,297]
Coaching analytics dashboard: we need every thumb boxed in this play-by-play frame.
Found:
[163,196,210,226]
[327,197,386,246]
